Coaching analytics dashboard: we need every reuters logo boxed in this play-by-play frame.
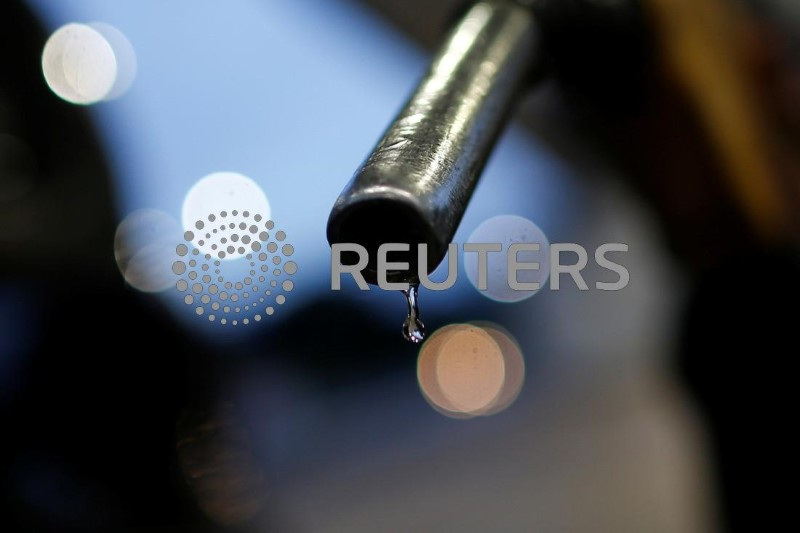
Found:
[172,210,296,325]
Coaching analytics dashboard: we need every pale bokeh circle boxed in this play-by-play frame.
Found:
[464,215,550,302]
[87,22,137,100]
[181,172,271,259]
[114,209,182,293]
[42,23,117,105]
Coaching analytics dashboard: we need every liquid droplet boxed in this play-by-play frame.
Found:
[402,283,425,344]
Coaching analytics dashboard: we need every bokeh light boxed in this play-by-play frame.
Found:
[176,405,267,527]
[114,209,182,293]
[41,22,136,105]
[469,321,525,415]
[182,172,271,260]
[464,214,550,302]
[435,326,506,413]
[87,22,137,100]
[417,323,525,418]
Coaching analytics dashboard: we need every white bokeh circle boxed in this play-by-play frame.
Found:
[182,172,271,259]
[42,23,117,105]
[464,215,550,302]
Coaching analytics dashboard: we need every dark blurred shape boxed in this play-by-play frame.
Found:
[0,133,37,204]
[256,297,413,389]
[0,1,115,277]
[176,405,268,527]
[680,248,800,532]
[0,2,215,530]
[534,0,651,113]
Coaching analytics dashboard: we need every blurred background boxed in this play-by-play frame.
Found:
[1,0,799,531]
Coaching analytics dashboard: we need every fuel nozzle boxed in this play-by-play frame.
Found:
[327,0,542,285]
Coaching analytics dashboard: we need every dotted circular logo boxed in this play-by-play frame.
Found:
[172,210,297,325]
